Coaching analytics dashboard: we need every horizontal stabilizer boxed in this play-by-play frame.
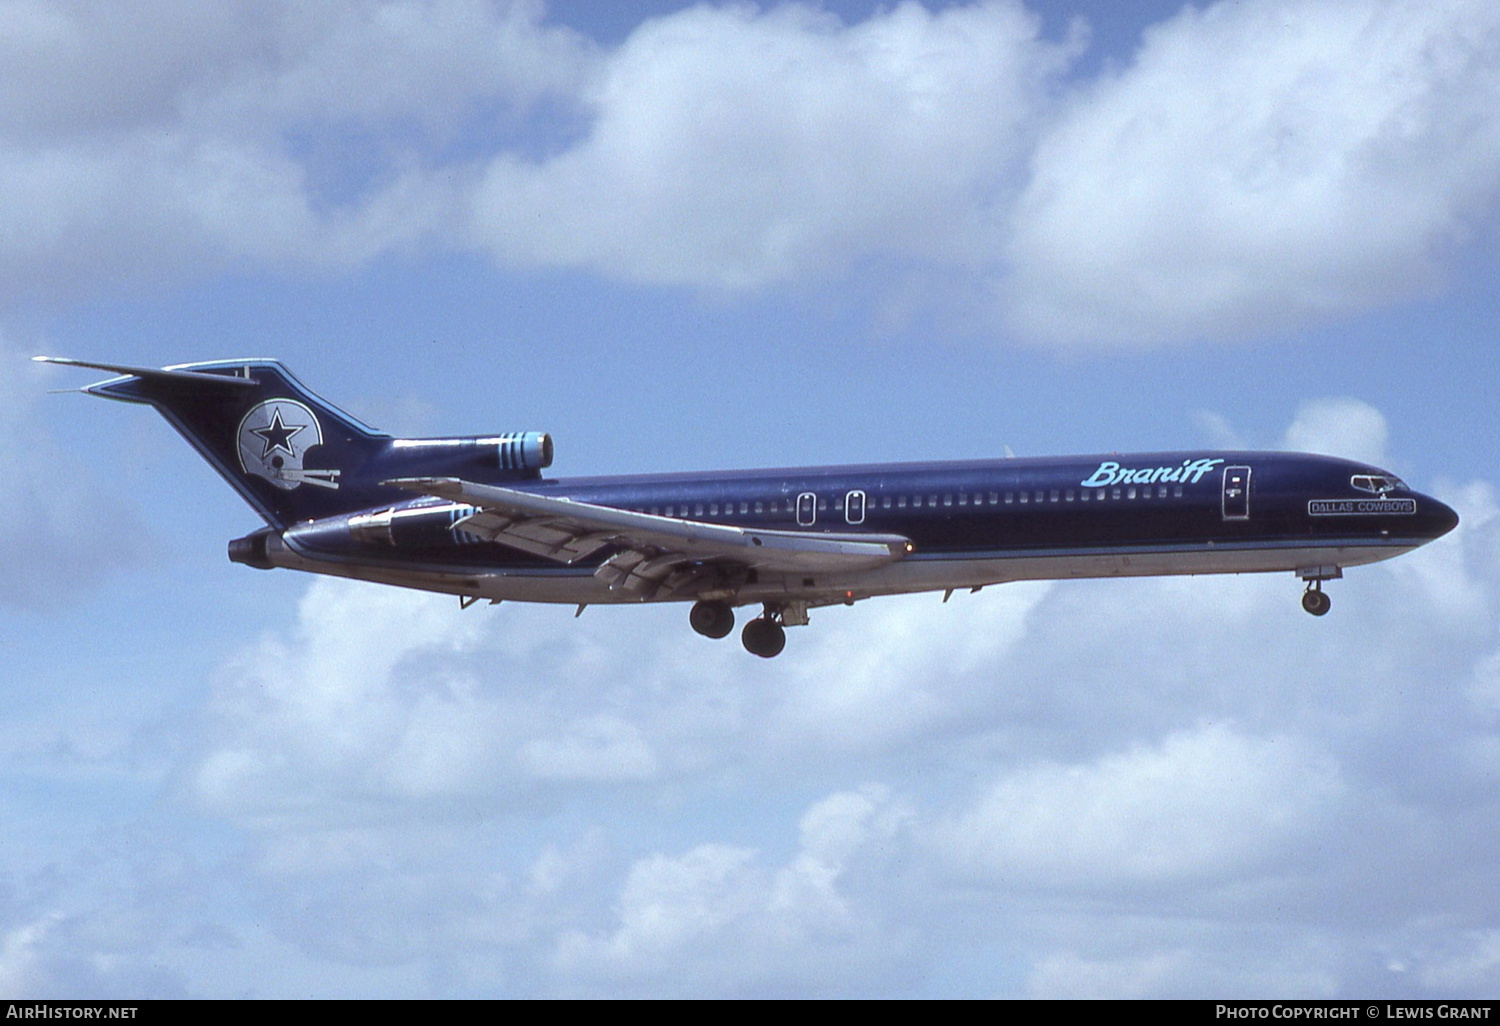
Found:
[33,356,259,389]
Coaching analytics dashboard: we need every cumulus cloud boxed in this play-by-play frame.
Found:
[0,0,591,300]
[1280,397,1388,464]
[936,723,1344,887]
[150,404,1500,995]
[468,0,1066,289]
[464,0,1500,344]
[1005,0,1500,346]
[137,389,1500,996]
[552,785,914,996]
[7,0,1500,347]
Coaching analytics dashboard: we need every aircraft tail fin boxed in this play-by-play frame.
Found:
[37,357,390,529]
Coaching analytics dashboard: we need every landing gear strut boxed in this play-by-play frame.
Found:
[689,600,735,639]
[1297,566,1340,617]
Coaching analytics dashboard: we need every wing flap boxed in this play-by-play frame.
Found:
[384,477,912,580]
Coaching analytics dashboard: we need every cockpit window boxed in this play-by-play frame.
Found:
[1351,474,1406,494]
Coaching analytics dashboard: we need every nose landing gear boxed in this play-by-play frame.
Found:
[1301,586,1331,616]
[1296,566,1340,617]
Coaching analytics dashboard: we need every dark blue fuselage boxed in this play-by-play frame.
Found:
[48,355,1457,652]
[269,450,1457,608]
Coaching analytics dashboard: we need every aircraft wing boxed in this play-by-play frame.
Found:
[383,476,912,598]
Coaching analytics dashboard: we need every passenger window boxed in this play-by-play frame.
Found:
[1005,492,1013,504]
[1050,490,1059,502]
[1066,489,1075,502]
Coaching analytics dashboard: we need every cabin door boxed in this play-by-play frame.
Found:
[1222,466,1251,520]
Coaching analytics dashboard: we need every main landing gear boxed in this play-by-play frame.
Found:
[688,600,791,658]
[1297,566,1341,617]
[688,599,735,639]
[740,616,786,659]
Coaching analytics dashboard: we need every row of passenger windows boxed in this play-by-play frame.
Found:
[631,484,1187,519]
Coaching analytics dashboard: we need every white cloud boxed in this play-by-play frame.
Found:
[469,1,1065,290]
[1280,396,1388,464]
[193,577,489,816]
[160,394,1500,994]
[1005,0,1500,346]
[935,723,1344,887]
[552,785,912,996]
[7,1,1500,347]
[0,0,591,300]
[10,363,1498,994]
[768,580,1049,752]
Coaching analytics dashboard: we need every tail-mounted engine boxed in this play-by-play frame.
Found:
[380,431,554,481]
[491,432,553,472]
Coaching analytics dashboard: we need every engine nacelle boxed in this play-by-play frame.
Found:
[490,431,553,471]
[383,432,554,479]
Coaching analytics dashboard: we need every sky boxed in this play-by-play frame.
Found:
[2,0,1500,999]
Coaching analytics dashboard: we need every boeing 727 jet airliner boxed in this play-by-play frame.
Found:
[39,356,1459,658]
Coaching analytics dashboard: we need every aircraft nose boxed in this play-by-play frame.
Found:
[1419,494,1460,539]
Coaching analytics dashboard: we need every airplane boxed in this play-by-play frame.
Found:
[37,356,1459,658]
